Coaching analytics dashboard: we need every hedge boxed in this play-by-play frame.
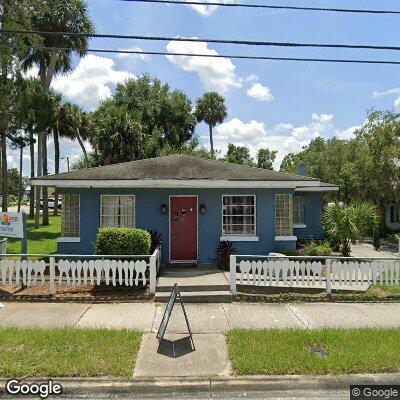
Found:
[95,227,151,255]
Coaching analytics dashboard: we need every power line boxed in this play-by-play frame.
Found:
[108,0,400,15]
[3,29,400,51]
[3,45,400,65]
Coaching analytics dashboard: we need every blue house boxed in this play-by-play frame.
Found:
[31,155,338,264]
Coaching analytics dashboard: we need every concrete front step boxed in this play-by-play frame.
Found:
[156,284,230,293]
[154,290,232,303]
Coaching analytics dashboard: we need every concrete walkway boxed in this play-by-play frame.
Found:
[2,301,400,331]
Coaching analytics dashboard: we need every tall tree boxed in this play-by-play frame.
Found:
[0,1,37,211]
[257,148,277,170]
[93,76,196,164]
[22,0,94,226]
[224,143,254,166]
[195,92,227,158]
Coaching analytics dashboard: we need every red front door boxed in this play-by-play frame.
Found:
[170,196,198,262]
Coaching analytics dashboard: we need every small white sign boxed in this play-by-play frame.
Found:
[0,212,24,239]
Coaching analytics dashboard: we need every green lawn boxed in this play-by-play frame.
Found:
[7,215,60,254]
[227,328,400,375]
[0,328,142,378]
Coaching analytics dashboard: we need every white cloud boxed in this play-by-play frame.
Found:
[373,87,400,98]
[335,126,360,140]
[215,118,268,144]
[274,123,294,132]
[166,38,241,93]
[185,0,236,16]
[204,113,337,169]
[395,97,400,112]
[246,82,274,102]
[51,54,134,110]
[242,73,258,83]
[117,47,150,61]
[311,113,334,123]
[373,87,400,112]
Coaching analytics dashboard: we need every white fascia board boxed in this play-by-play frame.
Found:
[295,186,339,192]
[31,179,322,189]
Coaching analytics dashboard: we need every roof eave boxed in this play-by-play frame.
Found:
[31,178,325,189]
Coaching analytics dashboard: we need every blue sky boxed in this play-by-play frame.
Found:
[13,0,400,174]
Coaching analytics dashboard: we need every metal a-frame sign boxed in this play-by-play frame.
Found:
[156,283,195,352]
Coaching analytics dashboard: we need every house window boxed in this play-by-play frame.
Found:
[61,194,79,237]
[222,195,256,235]
[101,195,135,228]
[390,204,400,224]
[275,194,293,236]
[293,196,305,225]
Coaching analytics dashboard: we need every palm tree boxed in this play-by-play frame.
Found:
[323,202,380,256]
[48,91,63,215]
[195,92,227,158]
[23,0,94,227]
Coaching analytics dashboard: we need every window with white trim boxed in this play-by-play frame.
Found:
[100,195,135,228]
[293,196,305,225]
[61,194,80,237]
[222,195,256,235]
[275,194,293,236]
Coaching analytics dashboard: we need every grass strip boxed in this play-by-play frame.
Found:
[227,328,400,375]
[0,327,142,378]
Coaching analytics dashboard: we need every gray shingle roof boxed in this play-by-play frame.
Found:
[32,155,321,182]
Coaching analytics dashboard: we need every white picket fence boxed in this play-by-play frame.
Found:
[0,247,161,295]
[229,255,400,295]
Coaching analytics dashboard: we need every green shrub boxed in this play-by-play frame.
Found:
[95,227,151,255]
[298,240,332,256]
[272,248,299,256]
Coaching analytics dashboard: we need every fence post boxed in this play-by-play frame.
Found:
[230,255,237,296]
[325,258,332,295]
[149,251,157,295]
[49,257,56,296]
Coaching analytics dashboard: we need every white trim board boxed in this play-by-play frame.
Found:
[31,179,323,189]
[275,235,297,241]
[57,237,81,243]
[295,186,338,192]
[220,235,259,242]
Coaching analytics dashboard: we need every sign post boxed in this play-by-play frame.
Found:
[0,212,27,259]
[156,283,195,353]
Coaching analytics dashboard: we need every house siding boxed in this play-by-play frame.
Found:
[57,188,324,263]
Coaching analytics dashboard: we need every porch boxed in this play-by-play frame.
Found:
[155,265,231,303]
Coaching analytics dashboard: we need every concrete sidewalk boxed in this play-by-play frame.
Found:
[2,301,400,331]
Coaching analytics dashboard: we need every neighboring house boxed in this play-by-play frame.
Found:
[386,204,400,231]
[31,155,338,264]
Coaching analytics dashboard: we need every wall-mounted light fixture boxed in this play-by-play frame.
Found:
[199,204,206,214]
[160,204,168,214]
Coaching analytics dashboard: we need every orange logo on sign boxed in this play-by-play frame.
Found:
[2,214,9,224]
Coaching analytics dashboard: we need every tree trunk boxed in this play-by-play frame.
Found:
[342,240,351,257]
[29,129,35,218]
[1,134,7,212]
[41,131,49,226]
[208,124,214,158]
[36,51,57,227]
[34,132,42,228]
[17,145,23,212]
[53,129,60,216]
[77,131,89,166]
